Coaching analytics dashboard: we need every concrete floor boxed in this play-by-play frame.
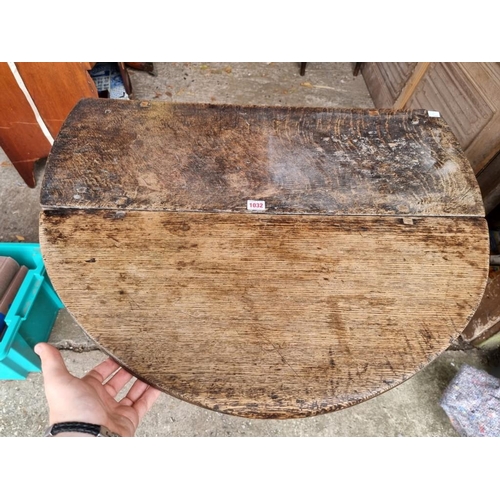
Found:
[1,62,497,436]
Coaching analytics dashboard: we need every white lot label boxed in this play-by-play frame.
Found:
[428,110,441,117]
[247,200,266,211]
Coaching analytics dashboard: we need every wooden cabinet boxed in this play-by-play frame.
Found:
[361,63,500,213]
[0,63,98,187]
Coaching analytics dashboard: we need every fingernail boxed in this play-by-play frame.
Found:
[34,343,43,355]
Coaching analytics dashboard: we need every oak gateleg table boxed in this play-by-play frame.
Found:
[39,99,488,418]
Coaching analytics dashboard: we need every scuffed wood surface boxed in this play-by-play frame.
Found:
[41,99,483,216]
[40,210,489,418]
[39,100,489,418]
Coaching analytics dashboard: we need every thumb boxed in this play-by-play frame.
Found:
[35,342,71,382]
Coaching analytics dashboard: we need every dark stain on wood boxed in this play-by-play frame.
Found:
[38,100,489,418]
[39,210,489,418]
[41,99,483,217]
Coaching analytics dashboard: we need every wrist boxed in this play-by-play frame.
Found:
[44,422,121,437]
[51,432,95,437]
[49,409,106,428]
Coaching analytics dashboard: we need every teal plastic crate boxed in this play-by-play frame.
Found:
[0,243,64,380]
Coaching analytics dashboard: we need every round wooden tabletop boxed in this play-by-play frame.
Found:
[40,99,489,418]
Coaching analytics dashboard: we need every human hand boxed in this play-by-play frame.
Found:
[35,342,161,437]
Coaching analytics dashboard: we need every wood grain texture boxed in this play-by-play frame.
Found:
[462,273,500,344]
[477,151,500,214]
[408,62,500,174]
[459,63,500,174]
[0,63,52,187]
[41,99,484,217]
[362,62,500,176]
[394,63,430,109]
[361,63,418,108]
[408,63,495,151]
[40,210,489,418]
[39,100,489,418]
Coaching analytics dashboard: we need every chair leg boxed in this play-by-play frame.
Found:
[353,62,363,76]
[300,63,307,76]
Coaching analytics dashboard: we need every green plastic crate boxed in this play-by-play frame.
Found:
[0,243,64,380]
